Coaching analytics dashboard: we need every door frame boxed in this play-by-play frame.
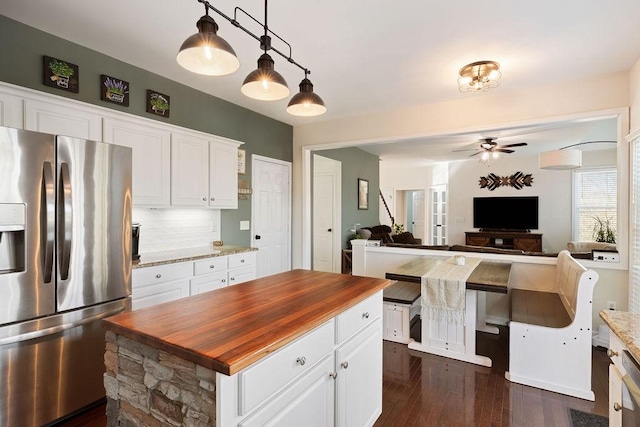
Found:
[251,154,292,272]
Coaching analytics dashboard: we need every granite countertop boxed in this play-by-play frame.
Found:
[600,310,640,361]
[103,270,391,375]
[132,245,257,269]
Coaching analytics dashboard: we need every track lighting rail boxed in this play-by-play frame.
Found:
[195,0,308,74]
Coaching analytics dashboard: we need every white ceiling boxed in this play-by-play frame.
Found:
[1,1,636,162]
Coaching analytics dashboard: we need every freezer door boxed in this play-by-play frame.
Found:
[0,127,56,324]
[56,136,132,311]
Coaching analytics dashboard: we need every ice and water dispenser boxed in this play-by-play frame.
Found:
[0,204,26,274]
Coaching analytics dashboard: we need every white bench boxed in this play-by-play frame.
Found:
[383,281,421,344]
[505,250,599,400]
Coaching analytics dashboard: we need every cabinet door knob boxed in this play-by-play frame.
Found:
[328,228,332,232]
[362,312,370,319]
[607,349,619,358]
[222,279,226,283]
[202,197,207,201]
[329,372,337,380]
[241,259,245,263]
[296,357,306,366]
[230,277,235,281]
[341,361,349,369]
[209,265,215,269]
[614,402,622,411]
[211,197,215,201]
[156,274,161,279]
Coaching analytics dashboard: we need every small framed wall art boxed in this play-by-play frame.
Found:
[237,149,246,174]
[43,56,79,93]
[101,75,130,106]
[146,90,170,117]
[358,178,369,210]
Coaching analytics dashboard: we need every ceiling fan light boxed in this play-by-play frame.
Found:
[176,14,240,76]
[241,53,290,101]
[539,149,582,170]
[286,78,327,117]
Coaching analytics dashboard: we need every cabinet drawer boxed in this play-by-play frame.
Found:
[336,291,382,344]
[228,252,256,269]
[193,256,227,276]
[238,320,334,416]
[133,262,190,287]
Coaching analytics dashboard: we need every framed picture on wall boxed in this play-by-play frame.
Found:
[358,178,369,210]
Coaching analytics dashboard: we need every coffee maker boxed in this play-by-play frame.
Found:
[132,223,141,260]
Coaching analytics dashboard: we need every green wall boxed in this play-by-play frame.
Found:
[0,15,293,246]
[313,147,380,249]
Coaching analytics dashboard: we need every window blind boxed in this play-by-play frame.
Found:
[630,136,640,314]
[573,168,617,241]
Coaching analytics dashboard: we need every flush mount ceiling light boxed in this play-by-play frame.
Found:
[286,70,327,117]
[458,61,502,93]
[178,0,326,116]
[176,5,240,76]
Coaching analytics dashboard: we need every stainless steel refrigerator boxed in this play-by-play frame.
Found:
[0,127,132,426]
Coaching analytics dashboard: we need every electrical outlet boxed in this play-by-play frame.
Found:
[607,301,617,311]
[240,220,250,230]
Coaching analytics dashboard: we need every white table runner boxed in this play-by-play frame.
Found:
[421,256,482,324]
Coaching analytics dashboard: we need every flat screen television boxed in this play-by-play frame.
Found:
[473,196,539,231]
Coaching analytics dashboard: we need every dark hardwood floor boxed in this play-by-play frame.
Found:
[56,326,609,427]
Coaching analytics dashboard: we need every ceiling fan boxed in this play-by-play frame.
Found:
[455,137,528,161]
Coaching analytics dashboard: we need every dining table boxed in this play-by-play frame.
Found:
[385,256,511,367]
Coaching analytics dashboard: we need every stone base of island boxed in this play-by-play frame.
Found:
[103,270,391,427]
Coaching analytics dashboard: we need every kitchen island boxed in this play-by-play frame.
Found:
[103,269,391,426]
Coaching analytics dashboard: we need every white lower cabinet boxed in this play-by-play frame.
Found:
[609,363,623,427]
[133,252,257,306]
[335,320,383,427]
[131,262,190,310]
[217,291,383,427]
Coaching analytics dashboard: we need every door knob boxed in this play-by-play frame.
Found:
[328,228,332,232]
[255,235,261,240]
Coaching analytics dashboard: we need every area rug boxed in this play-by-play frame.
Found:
[568,408,608,427]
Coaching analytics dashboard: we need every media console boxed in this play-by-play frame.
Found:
[465,231,542,252]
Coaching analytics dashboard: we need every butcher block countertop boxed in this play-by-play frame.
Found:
[600,310,640,362]
[103,270,391,376]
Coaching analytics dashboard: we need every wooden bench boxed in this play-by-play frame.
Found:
[382,281,421,344]
[505,250,599,401]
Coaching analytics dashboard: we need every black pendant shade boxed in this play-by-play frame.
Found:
[287,78,327,116]
[241,53,290,101]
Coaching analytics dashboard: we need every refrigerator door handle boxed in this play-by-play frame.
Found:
[0,304,126,346]
[42,161,55,283]
[58,162,72,280]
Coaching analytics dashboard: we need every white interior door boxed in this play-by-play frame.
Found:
[411,190,425,241]
[252,156,291,278]
[313,155,341,273]
[429,185,447,245]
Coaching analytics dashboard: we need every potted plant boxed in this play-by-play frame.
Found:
[392,223,405,235]
[592,215,616,244]
[48,59,74,89]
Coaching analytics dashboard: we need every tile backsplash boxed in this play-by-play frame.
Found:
[133,208,221,254]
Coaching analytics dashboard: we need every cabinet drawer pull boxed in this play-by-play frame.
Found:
[211,197,215,201]
[156,274,162,279]
[341,361,349,369]
[296,357,306,366]
[362,312,370,319]
[607,349,619,358]
[222,279,226,283]
[329,372,337,379]
[614,402,622,411]
[241,259,245,263]
[202,197,207,201]
[209,265,215,269]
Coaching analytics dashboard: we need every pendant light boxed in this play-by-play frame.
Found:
[287,70,326,116]
[240,1,289,101]
[176,5,240,76]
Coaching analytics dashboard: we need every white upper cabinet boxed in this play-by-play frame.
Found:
[103,117,171,207]
[24,99,101,140]
[209,139,238,209]
[0,92,24,128]
[171,132,209,206]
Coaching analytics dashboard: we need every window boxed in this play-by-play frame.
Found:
[573,168,617,241]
